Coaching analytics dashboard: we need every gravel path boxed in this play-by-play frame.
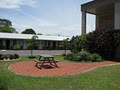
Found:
[9,61,119,77]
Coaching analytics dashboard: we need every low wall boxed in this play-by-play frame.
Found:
[0,50,71,56]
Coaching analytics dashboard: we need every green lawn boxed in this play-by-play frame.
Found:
[0,56,120,90]
[55,55,70,62]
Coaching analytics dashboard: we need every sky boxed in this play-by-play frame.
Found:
[0,0,95,36]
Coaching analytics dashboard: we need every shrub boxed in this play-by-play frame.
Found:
[65,52,103,62]
[64,52,75,60]
[89,53,103,62]
[76,52,90,61]
[70,34,88,53]
[13,45,21,50]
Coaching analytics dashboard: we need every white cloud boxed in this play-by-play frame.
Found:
[0,0,36,9]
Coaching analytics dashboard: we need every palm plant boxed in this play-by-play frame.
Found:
[26,35,38,58]
[60,38,69,56]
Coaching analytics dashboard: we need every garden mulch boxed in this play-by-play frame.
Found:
[9,61,119,77]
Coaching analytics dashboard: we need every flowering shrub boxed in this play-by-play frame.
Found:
[87,28,120,60]
[69,28,120,61]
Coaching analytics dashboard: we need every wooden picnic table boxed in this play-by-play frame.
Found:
[34,54,59,69]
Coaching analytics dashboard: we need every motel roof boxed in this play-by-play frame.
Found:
[0,33,71,41]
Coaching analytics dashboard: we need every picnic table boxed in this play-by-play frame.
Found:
[34,54,59,69]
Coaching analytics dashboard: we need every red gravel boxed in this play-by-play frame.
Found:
[9,61,119,77]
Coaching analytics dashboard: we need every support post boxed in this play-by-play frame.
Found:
[115,0,120,29]
[81,11,86,34]
[96,15,99,29]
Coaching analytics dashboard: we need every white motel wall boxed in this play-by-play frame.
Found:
[0,33,71,50]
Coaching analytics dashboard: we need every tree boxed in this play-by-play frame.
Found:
[21,28,36,34]
[0,19,12,27]
[0,26,18,33]
[60,38,69,56]
[26,35,39,58]
[86,28,120,60]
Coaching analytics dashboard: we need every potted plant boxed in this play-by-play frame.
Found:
[0,54,3,60]
[9,54,14,60]
[14,54,19,59]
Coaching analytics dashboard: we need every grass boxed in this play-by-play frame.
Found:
[54,55,70,62]
[0,56,120,90]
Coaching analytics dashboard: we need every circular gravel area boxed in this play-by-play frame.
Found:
[9,61,118,77]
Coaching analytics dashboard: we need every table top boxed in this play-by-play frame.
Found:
[39,54,54,58]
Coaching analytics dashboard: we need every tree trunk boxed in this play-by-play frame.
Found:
[31,50,33,57]
[65,49,66,56]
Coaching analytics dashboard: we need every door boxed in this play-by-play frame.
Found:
[6,40,10,49]
[0,40,3,49]
[53,41,56,50]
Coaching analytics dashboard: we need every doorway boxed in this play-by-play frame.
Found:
[53,41,56,50]
[6,40,10,49]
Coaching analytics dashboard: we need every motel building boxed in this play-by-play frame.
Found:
[81,0,120,59]
[0,33,70,50]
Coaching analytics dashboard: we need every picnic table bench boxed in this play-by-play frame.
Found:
[34,54,59,69]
